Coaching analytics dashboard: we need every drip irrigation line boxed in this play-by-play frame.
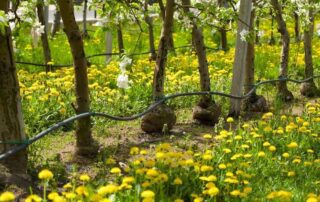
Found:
[0,75,319,161]
[14,45,218,68]
[16,61,73,68]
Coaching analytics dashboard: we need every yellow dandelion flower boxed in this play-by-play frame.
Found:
[141,190,155,198]
[230,190,241,196]
[282,153,290,158]
[287,142,298,149]
[38,169,53,180]
[0,192,15,202]
[110,167,121,174]
[173,177,183,185]
[79,174,90,182]
[218,164,227,169]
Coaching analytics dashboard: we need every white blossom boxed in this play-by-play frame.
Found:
[117,73,130,89]
[257,30,264,37]
[6,12,15,21]
[31,21,45,47]
[240,29,249,42]
[119,56,132,72]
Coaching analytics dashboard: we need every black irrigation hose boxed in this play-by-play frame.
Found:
[16,61,73,68]
[15,45,218,68]
[0,75,319,161]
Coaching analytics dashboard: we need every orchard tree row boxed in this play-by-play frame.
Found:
[0,0,319,185]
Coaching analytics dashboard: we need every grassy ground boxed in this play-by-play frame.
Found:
[1,17,320,201]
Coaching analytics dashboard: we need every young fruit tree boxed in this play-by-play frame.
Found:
[141,0,176,133]
[243,0,268,112]
[181,0,221,125]
[270,0,294,101]
[57,0,98,156]
[36,0,52,72]
[0,0,28,186]
[299,0,320,97]
[229,0,252,117]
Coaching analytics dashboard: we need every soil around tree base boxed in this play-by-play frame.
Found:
[141,104,176,133]
[192,101,221,125]
[74,140,99,157]
[300,82,320,97]
[243,94,268,112]
[277,87,294,102]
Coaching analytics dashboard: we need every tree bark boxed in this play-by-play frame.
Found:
[182,0,221,124]
[218,0,228,51]
[82,0,88,37]
[158,0,175,51]
[57,0,98,156]
[270,0,294,101]
[300,3,319,97]
[228,0,252,117]
[152,0,175,99]
[255,18,260,44]
[144,1,157,60]
[269,10,275,45]
[181,0,211,100]
[244,2,268,112]
[51,9,61,37]
[117,24,125,54]
[105,31,112,64]
[0,0,28,176]
[294,12,300,43]
[37,1,52,72]
[141,0,176,133]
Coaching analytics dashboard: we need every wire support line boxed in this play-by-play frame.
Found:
[0,75,318,161]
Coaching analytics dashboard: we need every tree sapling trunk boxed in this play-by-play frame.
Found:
[51,9,61,37]
[144,1,157,60]
[182,0,221,125]
[243,2,268,112]
[300,3,319,97]
[228,0,252,117]
[0,0,29,187]
[271,0,294,101]
[57,0,98,156]
[37,1,52,72]
[141,0,176,133]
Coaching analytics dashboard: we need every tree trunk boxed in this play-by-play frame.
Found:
[44,5,49,33]
[117,24,125,54]
[255,18,260,44]
[82,0,88,37]
[57,0,98,156]
[51,9,61,37]
[158,0,175,51]
[105,31,112,64]
[220,28,228,51]
[269,10,275,45]
[228,0,252,117]
[37,1,52,72]
[152,0,174,99]
[300,4,319,97]
[0,0,28,176]
[141,0,176,133]
[144,1,156,60]
[244,2,268,112]
[182,0,221,125]
[218,0,228,51]
[294,12,300,43]
[270,0,294,101]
